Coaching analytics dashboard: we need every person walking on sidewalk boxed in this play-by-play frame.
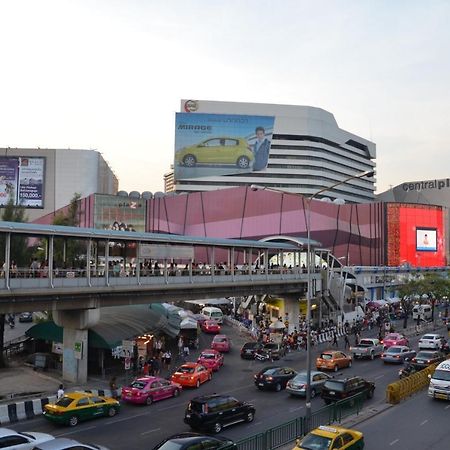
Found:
[332,332,338,347]
[344,333,350,349]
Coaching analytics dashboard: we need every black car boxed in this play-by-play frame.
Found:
[321,376,375,404]
[255,342,286,360]
[240,342,263,359]
[19,312,33,323]
[254,366,297,391]
[153,432,236,450]
[184,395,255,434]
[411,351,445,369]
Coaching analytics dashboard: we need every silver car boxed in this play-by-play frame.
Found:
[31,438,109,450]
[381,345,416,364]
[286,370,332,398]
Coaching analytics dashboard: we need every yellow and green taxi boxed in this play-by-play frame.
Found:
[175,137,254,169]
[293,425,364,450]
[43,391,120,427]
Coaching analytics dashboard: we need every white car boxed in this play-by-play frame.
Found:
[418,333,445,350]
[0,428,54,449]
[31,437,110,450]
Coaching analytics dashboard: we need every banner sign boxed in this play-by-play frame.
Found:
[140,244,194,260]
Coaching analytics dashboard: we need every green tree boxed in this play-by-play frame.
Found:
[0,200,29,368]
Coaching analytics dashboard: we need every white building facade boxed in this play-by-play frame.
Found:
[173,100,376,203]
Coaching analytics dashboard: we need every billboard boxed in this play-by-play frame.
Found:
[174,113,275,180]
[0,157,45,208]
[416,228,437,252]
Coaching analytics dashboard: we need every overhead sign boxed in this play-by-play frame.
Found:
[140,244,194,260]
[121,340,134,357]
[174,113,275,180]
[0,157,44,208]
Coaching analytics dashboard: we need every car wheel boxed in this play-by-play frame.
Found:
[183,154,196,167]
[236,156,250,169]
[324,399,331,405]
[173,389,179,398]
[213,422,222,433]
[370,352,375,360]
[348,361,352,368]
[196,379,201,388]
[245,411,254,423]
[146,396,153,406]
[334,365,338,372]
[310,388,316,399]
[68,415,78,427]
[275,383,282,392]
[108,407,117,417]
[367,389,374,399]
[208,372,212,381]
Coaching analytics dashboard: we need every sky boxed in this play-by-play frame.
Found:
[0,0,449,194]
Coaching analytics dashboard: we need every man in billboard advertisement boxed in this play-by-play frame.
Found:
[18,157,44,208]
[174,113,275,180]
[0,158,19,206]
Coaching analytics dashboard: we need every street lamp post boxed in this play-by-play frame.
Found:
[251,169,374,430]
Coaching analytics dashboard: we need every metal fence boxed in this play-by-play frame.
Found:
[236,392,366,450]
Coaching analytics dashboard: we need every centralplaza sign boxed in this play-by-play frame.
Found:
[402,178,450,192]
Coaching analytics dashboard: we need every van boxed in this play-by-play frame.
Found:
[412,304,432,321]
[428,360,450,400]
[201,306,224,324]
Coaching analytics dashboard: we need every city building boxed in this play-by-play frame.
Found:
[171,100,376,203]
[0,148,118,221]
[164,170,175,193]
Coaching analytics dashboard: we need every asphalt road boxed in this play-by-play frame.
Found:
[3,320,33,342]
[358,390,450,450]
[9,323,442,449]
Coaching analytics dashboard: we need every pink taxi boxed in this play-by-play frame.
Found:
[197,348,224,371]
[121,376,182,405]
[211,334,231,353]
[382,333,408,349]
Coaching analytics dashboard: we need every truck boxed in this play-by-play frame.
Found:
[349,338,384,360]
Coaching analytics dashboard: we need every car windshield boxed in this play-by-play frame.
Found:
[264,343,277,350]
[293,374,308,382]
[320,353,332,360]
[130,381,146,389]
[300,433,332,450]
[200,353,216,359]
[262,368,279,375]
[243,343,256,349]
[387,347,402,353]
[423,335,435,340]
[432,370,450,381]
[385,334,399,340]
[211,312,222,318]
[214,337,226,342]
[358,340,373,347]
[55,396,74,408]
[154,441,183,450]
[177,366,195,373]
[416,352,436,359]
[324,381,345,391]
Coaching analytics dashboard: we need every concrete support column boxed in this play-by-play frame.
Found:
[54,309,100,383]
[283,296,300,333]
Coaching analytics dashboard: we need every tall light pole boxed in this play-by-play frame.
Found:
[252,169,374,429]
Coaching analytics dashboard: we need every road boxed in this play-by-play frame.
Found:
[3,319,33,342]
[359,390,450,450]
[9,323,442,449]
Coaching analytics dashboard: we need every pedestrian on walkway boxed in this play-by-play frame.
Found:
[355,332,360,346]
[332,332,338,347]
[109,376,119,399]
[57,384,65,400]
[178,336,184,356]
[344,334,350,349]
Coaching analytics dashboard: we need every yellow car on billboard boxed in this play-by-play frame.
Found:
[176,137,254,169]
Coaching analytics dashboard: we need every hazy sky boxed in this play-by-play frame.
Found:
[1,0,449,194]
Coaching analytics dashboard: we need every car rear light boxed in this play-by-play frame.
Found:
[394,355,400,358]
[202,404,208,414]
[266,376,273,381]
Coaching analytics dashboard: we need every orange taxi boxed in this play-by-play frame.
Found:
[316,350,352,372]
[171,362,212,388]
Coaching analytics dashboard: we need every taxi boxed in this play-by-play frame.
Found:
[211,334,231,353]
[316,350,352,372]
[171,362,212,388]
[293,425,364,450]
[121,376,182,405]
[197,348,224,372]
[43,392,120,427]
[201,320,221,334]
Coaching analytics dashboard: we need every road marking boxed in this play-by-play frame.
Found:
[445,404,450,410]
[374,374,385,380]
[389,438,399,446]
[289,406,303,412]
[420,419,428,426]
[141,428,161,435]
[56,425,97,437]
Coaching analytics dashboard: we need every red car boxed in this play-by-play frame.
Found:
[171,362,212,388]
[382,333,408,349]
[201,320,221,334]
[197,349,224,371]
[121,376,182,405]
[211,334,231,353]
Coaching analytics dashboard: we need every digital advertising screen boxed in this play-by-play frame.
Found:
[174,112,275,180]
[416,227,437,252]
[0,157,45,208]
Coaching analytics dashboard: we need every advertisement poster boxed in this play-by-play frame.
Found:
[0,158,19,206]
[18,157,44,207]
[0,157,44,208]
[174,113,275,180]
[416,228,437,251]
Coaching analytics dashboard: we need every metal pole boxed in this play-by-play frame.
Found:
[87,239,92,287]
[305,198,312,430]
[105,240,110,287]
[5,233,11,290]
[49,236,54,288]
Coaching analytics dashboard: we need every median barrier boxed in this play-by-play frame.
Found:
[386,363,439,404]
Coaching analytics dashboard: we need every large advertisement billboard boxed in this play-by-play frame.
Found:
[0,157,45,208]
[174,113,275,180]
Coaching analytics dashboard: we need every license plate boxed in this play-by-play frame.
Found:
[258,383,264,386]
[329,391,335,395]
[185,414,191,418]
[436,393,447,399]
